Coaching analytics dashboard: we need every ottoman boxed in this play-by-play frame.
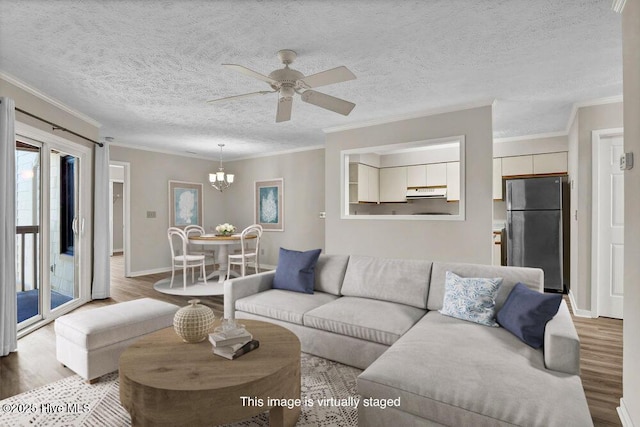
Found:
[55,298,180,383]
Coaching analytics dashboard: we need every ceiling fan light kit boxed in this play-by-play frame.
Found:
[208,49,356,122]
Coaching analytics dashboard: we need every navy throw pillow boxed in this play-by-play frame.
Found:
[272,248,322,294]
[496,283,563,349]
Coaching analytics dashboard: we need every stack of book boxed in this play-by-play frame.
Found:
[208,328,259,360]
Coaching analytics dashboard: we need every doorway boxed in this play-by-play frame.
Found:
[109,161,130,277]
[592,128,624,319]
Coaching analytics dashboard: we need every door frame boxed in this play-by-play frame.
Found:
[15,121,92,337]
[109,160,131,277]
[591,127,624,318]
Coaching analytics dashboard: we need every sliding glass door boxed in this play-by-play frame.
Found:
[16,127,91,334]
[48,149,80,313]
[15,141,41,327]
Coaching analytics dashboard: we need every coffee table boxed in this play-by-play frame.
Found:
[119,319,301,426]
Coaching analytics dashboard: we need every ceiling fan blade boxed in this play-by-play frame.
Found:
[207,90,275,103]
[223,64,279,85]
[298,66,356,89]
[300,90,355,116]
[276,97,293,122]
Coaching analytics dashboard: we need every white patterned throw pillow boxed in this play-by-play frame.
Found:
[439,271,503,327]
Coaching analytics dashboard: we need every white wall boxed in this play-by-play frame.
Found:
[109,146,225,275]
[109,145,326,273]
[325,105,493,263]
[622,1,640,423]
[224,148,326,267]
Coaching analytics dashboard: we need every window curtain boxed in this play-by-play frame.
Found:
[92,141,110,299]
[0,97,17,356]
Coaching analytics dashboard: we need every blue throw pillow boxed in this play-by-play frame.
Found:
[272,248,322,294]
[439,271,503,327]
[496,283,563,349]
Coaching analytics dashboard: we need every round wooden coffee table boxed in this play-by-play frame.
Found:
[119,319,301,426]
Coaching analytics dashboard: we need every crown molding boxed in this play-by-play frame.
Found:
[110,140,325,163]
[230,143,325,162]
[323,99,495,134]
[0,70,102,128]
[564,95,624,134]
[493,130,568,144]
[109,141,219,161]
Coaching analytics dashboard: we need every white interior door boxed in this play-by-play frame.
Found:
[594,133,624,319]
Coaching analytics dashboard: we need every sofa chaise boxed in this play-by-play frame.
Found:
[224,254,592,426]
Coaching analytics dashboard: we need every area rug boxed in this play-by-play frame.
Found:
[153,275,225,296]
[0,354,361,427]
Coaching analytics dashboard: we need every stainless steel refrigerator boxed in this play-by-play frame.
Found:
[506,176,568,292]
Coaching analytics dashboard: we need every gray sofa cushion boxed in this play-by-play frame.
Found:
[340,256,432,309]
[427,262,544,311]
[235,289,338,325]
[314,254,350,295]
[358,311,593,427]
[304,297,426,346]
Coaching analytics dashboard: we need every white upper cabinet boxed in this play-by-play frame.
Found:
[532,152,568,174]
[501,155,533,177]
[407,165,427,187]
[426,163,448,186]
[356,163,379,203]
[493,158,503,200]
[368,165,379,203]
[500,152,567,178]
[379,167,407,202]
[446,162,460,201]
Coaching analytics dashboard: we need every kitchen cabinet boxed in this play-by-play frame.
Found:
[407,163,448,187]
[493,158,503,200]
[356,163,379,203]
[379,167,407,202]
[407,165,427,187]
[533,152,568,174]
[426,163,447,186]
[500,152,567,178]
[446,162,460,201]
[501,155,533,177]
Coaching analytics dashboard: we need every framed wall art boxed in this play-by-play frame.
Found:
[255,178,284,231]
[168,180,203,228]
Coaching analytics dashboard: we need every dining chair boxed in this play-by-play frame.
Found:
[226,224,263,280]
[167,227,208,289]
[184,224,215,273]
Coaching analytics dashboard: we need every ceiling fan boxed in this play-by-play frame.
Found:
[207,49,356,122]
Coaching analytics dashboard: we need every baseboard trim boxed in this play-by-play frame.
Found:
[128,266,173,277]
[568,290,597,318]
[618,398,635,427]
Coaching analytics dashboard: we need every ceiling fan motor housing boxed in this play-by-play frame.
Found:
[268,67,304,97]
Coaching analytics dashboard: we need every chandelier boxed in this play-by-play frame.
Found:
[209,144,235,191]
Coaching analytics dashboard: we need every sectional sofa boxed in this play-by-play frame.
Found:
[224,254,593,426]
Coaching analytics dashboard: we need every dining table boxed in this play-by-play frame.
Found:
[189,233,257,283]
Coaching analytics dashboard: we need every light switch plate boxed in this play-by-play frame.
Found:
[146,211,156,218]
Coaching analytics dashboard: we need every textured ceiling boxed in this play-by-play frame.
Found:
[0,0,622,160]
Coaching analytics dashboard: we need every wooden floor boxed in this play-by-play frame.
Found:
[0,256,624,426]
